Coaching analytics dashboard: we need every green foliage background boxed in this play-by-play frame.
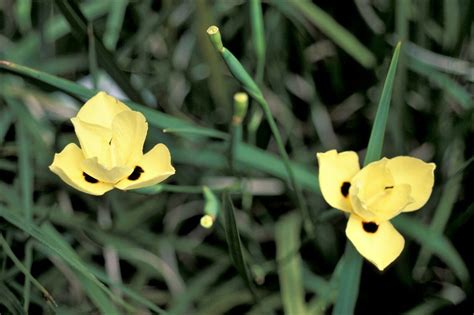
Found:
[0,0,473,314]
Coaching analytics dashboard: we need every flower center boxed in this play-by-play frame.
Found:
[83,172,99,183]
[341,181,351,197]
[362,221,378,233]
[128,166,144,180]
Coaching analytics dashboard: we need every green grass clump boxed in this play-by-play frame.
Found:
[0,1,472,314]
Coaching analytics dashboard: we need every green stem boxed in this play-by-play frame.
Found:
[207,26,313,236]
[254,94,313,235]
[250,0,266,83]
[138,183,243,195]
[0,234,57,308]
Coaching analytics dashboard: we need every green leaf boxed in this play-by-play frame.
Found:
[103,0,128,50]
[249,0,266,82]
[364,42,402,165]
[222,192,256,299]
[286,0,376,68]
[163,127,228,140]
[0,60,320,194]
[0,235,56,308]
[275,212,307,315]
[90,266,167,314]
[394,216,469,283]
[332,243,362,315]
[203,186,220,218]
[407,58,473,109]
[168,260,229,315]
[334,43,402,315]
[53,0,144,103]
[0,108,13,145]
[414,140,465,276]
[0,206,127,312]
[40,224,121,314]
[0,283,26,315]
[15,114,34,219]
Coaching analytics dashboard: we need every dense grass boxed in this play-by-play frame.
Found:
[0,1,473,314]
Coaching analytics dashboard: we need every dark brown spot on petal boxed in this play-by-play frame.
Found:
[341,181,351,197]
[128,166,144,180]
[83,172,99,183]
[362,221,379,233]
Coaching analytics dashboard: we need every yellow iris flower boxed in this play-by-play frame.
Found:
[317,150,436,270]
[49,92,175,195]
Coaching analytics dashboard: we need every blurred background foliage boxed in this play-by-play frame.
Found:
[0,0,473,314]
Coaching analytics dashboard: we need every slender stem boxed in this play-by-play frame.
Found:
[254,94,313,236]
[250,0,266,84]
[207,26,313,236]
[138,183,243,195]
[0,234,57,307]
[98,201,123,300]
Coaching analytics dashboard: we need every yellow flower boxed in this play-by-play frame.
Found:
[49,92,175,195]
[317,150,435,270]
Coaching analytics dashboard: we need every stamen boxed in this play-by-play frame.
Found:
[362,221,378,233]
[128,166,144,180]
[83,172,99,183]
[384,185,394,190]
[340,182,351,197]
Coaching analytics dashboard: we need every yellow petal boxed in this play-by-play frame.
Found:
[316,150,360,212]
[345,214,404,271]
[49,144,114,196]
[349,159,412,221]
[115,144,175,190]
[110,110,147,167]
[71,118,112,165]
[386,156,436,212]
[350,159,393,205]
[76,91,131,128]
[367,184,413,221]
[81,157,133,184]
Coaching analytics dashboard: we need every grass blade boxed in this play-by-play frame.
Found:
[0,283,26,315]
[249,0,266,82]
[407,58,473,109]
[53,0,144,103]
[0,234,57,308]
[222,192,257,299]
[208,26,313,236]
[275,213,307,315]
[394,216,469,283]
[332,243,363,315]
[40,224,121,314]
[287,0,376,68]
[103,0,128,50]
[0,206,127,311]
[334,43,402,315]
[163,127,228,140]
[364,42,401,165]
[0,60,320,194]
[414,140,464,277]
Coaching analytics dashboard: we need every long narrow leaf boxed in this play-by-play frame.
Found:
[222,192,256,299]
[334,43,402,315]
[275,213,307,315]
[287,0,376,68]
[394,216,469,283]
[364,42,401,165]
[0,206,124,311]
[0,60,320,193]
[0,234,56,308]
[0,283,26,315]
[53,0,144,103]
